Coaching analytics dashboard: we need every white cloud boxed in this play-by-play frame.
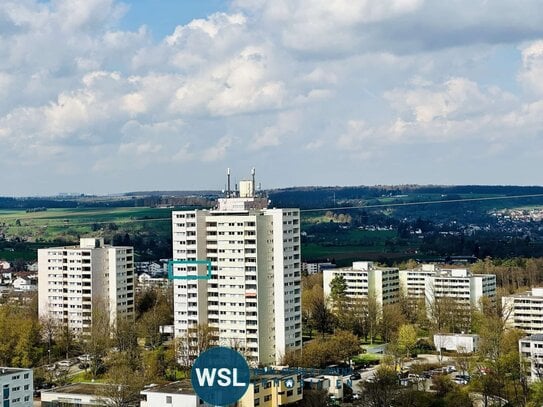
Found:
[1,0,543,193]
[518,40,543,96]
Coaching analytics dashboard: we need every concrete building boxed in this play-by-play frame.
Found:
[503,288,543,334]
[172,171,302,365]
[323,261,400,306]
[240,372,303,407]
[140,381,201,407]
[399,265,496,310]
[41,383,116,406]
[520,334,543,382]
[433,333,480,353]
[303,375,344,400]
[425,268,496,311]
[0,367,33,407]
[38,237,135,334]
[302,262,336,275]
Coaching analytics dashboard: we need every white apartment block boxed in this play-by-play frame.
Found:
[172,175,302,365]
[399,265,496,310]
[503,288,543,334]
[0,368,33,407]
[302,262,336,275]
[38,238,134,333]
[425,268,496,310]
[520,334,543,382]
[323,261,400,306]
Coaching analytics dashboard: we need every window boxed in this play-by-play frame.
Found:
[264,395,271,401]
[166,396,172,403]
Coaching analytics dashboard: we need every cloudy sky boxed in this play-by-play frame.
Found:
[1,0,543,196]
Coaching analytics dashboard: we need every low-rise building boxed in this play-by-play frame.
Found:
[140,381,200,407]
[433,333,480,353]
[303,375,344,400]
[519,334,543,382]
[323,261,399,306]
[240,372,303,407]
[503,288,543,334]
[41,383,121,406]
[0,367,33,407]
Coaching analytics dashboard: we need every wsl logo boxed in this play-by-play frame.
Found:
[191,347,250,406]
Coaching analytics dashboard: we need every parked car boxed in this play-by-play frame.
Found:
[57,360,72,368]
[77,354,91,362]
[350,372,361,380]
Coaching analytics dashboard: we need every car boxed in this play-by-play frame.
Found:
[350,372,361,380]
[454,377,468,385]
[57,360,71,368]
[77,354,91,362]
[352,393,361,400]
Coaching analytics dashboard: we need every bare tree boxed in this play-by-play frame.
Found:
[98,363,145,407]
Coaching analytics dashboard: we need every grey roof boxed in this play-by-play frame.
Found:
[141,381,196,396]
[0,368,30,377]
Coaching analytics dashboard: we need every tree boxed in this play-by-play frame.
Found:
[83,302,112,380]
[329,275,347,304]
[98,363,146,407]
[379,304,405,343]
[361,366,402,407]
[137,288,173,349]
[311,294,334,338]
[55,323,77,360]
[113,317,140,369]
[397,324,417,358]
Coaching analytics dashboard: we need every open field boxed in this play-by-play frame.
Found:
[0,207,172,242]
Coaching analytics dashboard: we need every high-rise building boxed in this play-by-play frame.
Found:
[503,288,543,334]
[38,237,134,333]
[172,170,302,365]
[323,261,400,306]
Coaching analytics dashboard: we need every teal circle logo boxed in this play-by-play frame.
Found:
[191,346,250,406]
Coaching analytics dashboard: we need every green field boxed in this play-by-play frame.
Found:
[0,207,176,261]
[0,207,172,242]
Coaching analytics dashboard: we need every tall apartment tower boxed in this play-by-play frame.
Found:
[38,238,134,333]
[172,170,302,365]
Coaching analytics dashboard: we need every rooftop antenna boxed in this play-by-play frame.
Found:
[227,168,231,198]
[251,168,256,197]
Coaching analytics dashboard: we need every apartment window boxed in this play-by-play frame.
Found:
[166,396,172,403]
[264,395,271,402]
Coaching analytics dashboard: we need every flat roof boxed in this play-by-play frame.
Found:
[141,381,196,396]
[42,383,109,396]
[0,368,30,376]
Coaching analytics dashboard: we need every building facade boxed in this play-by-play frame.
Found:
[140,381,200,407]
[399,265,496,311]
[172,175,302,365]
[0,368,33,407]
[239,372,303,407]
[425,268,496,310]
[520,334,543,382]
[503,288,543,334]
[323,261,400,306]
[38,237,134,333]
[433,333,480,353]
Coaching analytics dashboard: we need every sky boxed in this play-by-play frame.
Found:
[1,0,543,196]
